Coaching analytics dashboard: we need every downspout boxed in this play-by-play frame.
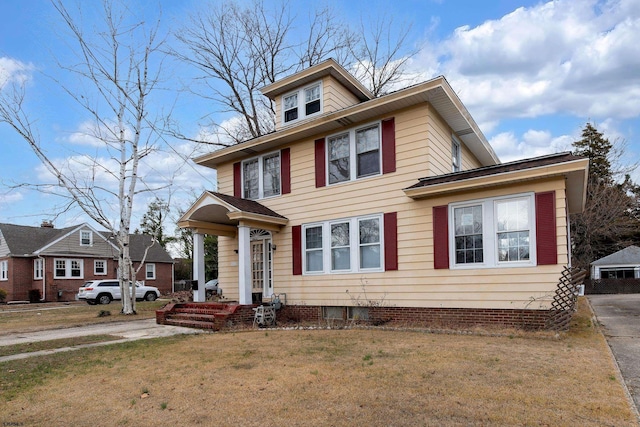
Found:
[39,255,46,302]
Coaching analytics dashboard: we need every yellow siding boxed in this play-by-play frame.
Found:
[322,75,360,113]
[215,103,570,310]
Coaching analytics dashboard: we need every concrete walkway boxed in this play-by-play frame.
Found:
[0,319,203,363]
[588,294,640,418]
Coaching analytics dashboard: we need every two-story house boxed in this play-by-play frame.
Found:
[0,222,174,302]
[178,59,588,328]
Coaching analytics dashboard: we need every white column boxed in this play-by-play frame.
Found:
[238,224,252,305]
[193,232,206,302]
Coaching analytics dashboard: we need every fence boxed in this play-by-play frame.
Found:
[584,278,640,294]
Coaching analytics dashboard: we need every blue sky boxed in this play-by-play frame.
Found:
[1,0,639,233]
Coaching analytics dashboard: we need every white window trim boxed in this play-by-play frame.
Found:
[241,150,281,200]
[0,260,7,281]
[54,258,84,279]
[281,81,323,125]
[326,121,382,186]
[80,230,93,246]
[452,135,461,172]
[34,258,44,280]
[303,214,384,275]
[145,263,156,280]
[94,259,107,276]
[448,193,537,269]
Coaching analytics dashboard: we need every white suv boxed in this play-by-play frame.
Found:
[77,279,160,305]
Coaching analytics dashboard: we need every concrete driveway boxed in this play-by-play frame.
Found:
[589,294,640,414]
[0,319,202,363]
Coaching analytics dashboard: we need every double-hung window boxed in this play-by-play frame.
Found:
[328,123,381,184]
[0,260,7,281]
[80,230,92,246]
[94,260,107,275]
[450,194,535,268]
[303,214,383,274]
[242,152,281,200]
[34,259,44,279]
[146,263,156,280]
[55,258,83,279]
[282,82,322,124]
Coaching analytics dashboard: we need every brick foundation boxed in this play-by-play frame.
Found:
[279,305,550,330]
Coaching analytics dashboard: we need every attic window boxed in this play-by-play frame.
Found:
[284,93,298,122]
[282,81,323,124]
[80,230,93,246]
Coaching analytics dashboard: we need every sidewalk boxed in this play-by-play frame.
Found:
[0,318,203,363]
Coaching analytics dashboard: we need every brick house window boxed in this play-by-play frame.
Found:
[94,260,107,275]
[145,263,156,280]
[0,260,7,281]
[34,259,43,280]
[55,258,83,279]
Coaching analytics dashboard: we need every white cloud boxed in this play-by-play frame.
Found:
[412,0,640,125]
[0,191,24,206]
[489,129,575,163]
[0,57,33,89]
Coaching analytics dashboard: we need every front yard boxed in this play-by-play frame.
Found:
[0,298,637,426]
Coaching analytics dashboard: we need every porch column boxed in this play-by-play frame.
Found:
[193,232,206,302]
[238,224,252,305]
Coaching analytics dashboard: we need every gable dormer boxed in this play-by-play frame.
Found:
[261,59,373,130]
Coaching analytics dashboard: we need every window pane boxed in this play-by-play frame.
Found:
[360,245,381,269]
[332,247,351,270]
[497,231,530,262]
[243,159,259,199]
[329,134,350,184]
[305,226,323,249]
[305,85,320,102]
[263,153,281,197]
[356,126,380,177]
[306,250,323,272]
[331,223,350,271]
[359,219,380,244]
[284,94,298,122]
[496,199,529,232]
[453,205,483,264]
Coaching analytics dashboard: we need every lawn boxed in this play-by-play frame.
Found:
[0,298,637,426]
[0,300,167,334]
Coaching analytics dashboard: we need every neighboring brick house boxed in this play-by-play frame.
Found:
[0,222,174,302]
[177,59,589,329]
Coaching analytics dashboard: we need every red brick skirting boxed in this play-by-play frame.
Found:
[279,305,550,330]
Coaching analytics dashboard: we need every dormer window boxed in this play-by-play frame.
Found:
[282,82,322,124]
[284,93,298,122]
[80,230,93,246]
[305,84,320,115]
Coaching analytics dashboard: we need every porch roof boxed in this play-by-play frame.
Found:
[178,191,288,236]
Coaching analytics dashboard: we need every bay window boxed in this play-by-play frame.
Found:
[450,194,535,268]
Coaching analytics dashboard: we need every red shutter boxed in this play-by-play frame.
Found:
[314,138,326,188]
[233,162,241,198]
[281,148,291,194]
[384,212,398,271]
[536,191,557,265]
[381,118,396,174]
[292,225,302,275]
[433,205,449,269]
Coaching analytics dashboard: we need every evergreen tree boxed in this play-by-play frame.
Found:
[570,123,639,272]
[140,197,175,249]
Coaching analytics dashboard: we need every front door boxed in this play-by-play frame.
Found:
[251,230,273,298]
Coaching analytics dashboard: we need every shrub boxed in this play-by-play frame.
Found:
[28,289,41,303]
[0,288,7,303]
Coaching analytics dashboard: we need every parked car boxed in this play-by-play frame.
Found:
[77,279,160,305]
[205,279,222,297]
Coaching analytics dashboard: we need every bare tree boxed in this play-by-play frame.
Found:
[0,0,170,314]
[349,16,417,97]
[173,0,415,145]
